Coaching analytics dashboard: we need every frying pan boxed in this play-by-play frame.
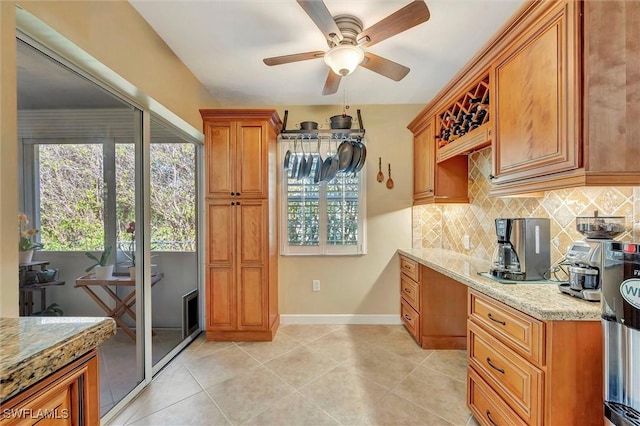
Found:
[353,141,367,173]
[345,142,361,174]
[314,137,324,183]
[337,140,353,171]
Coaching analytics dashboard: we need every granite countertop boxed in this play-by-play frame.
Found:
[398,248,602,322]
[0,316,116,402]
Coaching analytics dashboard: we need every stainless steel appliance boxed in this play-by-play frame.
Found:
[559,213,626,301]
[602,242,640,426]
[490,218,550,281]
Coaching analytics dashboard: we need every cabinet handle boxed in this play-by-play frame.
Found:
[403,314,412,322]
[487,313,506,326]
[428,188,433,193]
[230,192,235,196]
[488,174,495,180]
[231,202,235,206]
[486,410,499,426]
[403,265,411,269]
[486,357,505,374]
[236,201,241,205]
[404,288,411,293]
[237,192,241,196]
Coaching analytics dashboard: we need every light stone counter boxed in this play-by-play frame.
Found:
[0,316,116,402]
[398,248,602,321]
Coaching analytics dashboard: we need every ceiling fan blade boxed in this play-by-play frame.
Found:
[357,1,430,48]
[361,52,410,81]
[263,51,325,66]
[297,0,343,43]
[322,70,341,95]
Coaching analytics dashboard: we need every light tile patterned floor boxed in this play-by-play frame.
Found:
[107,325,477,426]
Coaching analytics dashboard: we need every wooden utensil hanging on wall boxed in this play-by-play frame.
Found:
[377,157,384,182]
[386,163,394,189]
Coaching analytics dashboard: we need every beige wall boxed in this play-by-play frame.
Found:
[0,1,219,315]
[275,105,421,315]
[413,148,640,265]
[0,1,19,317]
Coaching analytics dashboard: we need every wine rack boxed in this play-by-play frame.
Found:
[435,74,491,163]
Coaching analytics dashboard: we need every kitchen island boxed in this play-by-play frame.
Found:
[398,248,603,426]
[0,316,115,424]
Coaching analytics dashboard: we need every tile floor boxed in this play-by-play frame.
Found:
[107,324,479,426]
[100,329,183,415]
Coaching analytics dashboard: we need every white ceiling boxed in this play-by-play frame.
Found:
[129,0,526,107]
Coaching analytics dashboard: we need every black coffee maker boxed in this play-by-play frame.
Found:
[490,218,551,281]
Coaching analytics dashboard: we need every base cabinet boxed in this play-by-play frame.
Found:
[467,290,603,426]
[0,350,99,426]
[399,256,467,349]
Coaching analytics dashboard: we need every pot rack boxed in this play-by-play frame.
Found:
[278,109,365,139]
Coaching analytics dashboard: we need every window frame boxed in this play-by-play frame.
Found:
[278,137,367,256]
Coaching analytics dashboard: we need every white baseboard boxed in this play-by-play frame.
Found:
[280,314,402,325]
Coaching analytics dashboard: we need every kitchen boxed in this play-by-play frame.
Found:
[2,0,640,425]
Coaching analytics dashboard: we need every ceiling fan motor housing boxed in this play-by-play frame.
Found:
[328,15,364,47]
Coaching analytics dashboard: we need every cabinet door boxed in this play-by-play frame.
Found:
[493,1,579,184]
[413,121,435,203]
[236,121,268,198]
[205,122,235,197]
[0,351,99,426]
[206,200,236,330]
[236,200,268,330]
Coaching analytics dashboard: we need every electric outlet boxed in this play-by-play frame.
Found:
[463,235,471,250]
[312,280,320,292]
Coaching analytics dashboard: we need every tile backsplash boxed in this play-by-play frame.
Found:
[413,148,640,265]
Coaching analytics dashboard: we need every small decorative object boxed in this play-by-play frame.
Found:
[36,269,57,283]
[18,213,43,263]
[386,163,394,189]
[85,246,113,280]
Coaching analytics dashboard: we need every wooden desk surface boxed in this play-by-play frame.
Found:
[75,272,163,287]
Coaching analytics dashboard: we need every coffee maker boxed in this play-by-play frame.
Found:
[558,212,625,301]
[490,218,551,281]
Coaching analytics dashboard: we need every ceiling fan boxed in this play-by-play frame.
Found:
[263,0,430,95]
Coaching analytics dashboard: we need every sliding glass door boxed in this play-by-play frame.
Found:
[16,38,202,418]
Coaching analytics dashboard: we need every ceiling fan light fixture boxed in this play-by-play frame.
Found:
[323,45,364,76]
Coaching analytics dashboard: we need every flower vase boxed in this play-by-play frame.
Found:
[94,264,114,280]
[128,266,136,281]
[19,249,34,264]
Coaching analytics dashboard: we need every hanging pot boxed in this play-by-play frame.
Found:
[329,115,353,130]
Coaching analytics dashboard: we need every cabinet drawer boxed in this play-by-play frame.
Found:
[469,290,544,365]
[468,367,527,426]
[400,256,420,282]
[468,321,543,425]
[401,298,420,343]
[401,274,420,312]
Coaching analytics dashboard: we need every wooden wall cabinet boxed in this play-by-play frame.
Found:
[467,290,603,426]
[409,116,469,205]
[399,256,467,348]
[201,109,281,341]
[490,0,640,195]
[0,350,99,426]
[491,1,580,193]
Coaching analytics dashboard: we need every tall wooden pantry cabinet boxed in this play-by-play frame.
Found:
[200,109,281,341]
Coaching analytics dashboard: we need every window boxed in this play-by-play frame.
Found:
[280,137,366,255]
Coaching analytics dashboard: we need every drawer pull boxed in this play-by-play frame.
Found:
[486,410,499,426]
[404,265,411,269]
[486,357,505,374]
[487,313,506,326]
[404,288,411,293]
[404,314,412,322]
